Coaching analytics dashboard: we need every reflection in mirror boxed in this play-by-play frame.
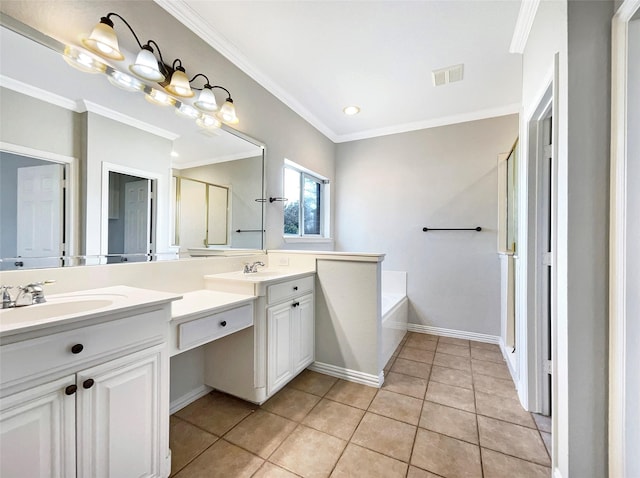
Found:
[0,17,266,269]
[0,151,67,270]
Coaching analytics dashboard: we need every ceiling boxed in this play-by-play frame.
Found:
[157,0,523,143]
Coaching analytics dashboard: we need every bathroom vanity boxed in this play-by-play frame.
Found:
[0,286,180,478]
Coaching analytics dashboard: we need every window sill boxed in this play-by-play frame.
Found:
[283,236,334,244]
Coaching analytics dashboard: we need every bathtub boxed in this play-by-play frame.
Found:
[381,271,409,368]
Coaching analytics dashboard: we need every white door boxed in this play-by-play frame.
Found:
[0,375,76,478]
[16,164,63,269]
[77,345,164,478]
[293,293,314,374]
[124,179,150,258]
[267,302,294,396]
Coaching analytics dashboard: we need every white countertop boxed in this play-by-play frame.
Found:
[171,290,256,321]
[0,285,181,338]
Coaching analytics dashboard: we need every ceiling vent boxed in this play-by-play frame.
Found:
[432,64,464,86]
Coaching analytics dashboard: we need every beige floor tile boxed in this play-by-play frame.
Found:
[390,358,432,380]
[407,332,439,342]
[432,353,472,372]
[405,335,438,351]
[482,448,551,478]
[399,346,435,364]
[469,341,501,352]
[419,401,478,444]
[436,343,470,358]
[473,373,518,399]
[325,379,377,410]
[270,425,346,478]
[173,440,263,478]
[224,410,297,459]
[331,443,408,478]
[425,381,475,413]
[261,388,321,422]
[438,337,470,347]
[471,359,511,380]
[429,365,473,389]
[533,413,552,433]
[369,390,423,425]
[411,428,482,478]
[382,371,427,399]
[169,416,218,476]
[302,398,365,440]
[477,416,551,466]
[407,466,442,478]
[475,391,536,428]
[470,347,505,363]
[287,370,338,397]
[541,431,552,458]
[253,462,299,478]
[384,356,396,373]
[174,392,255,436]
[351,412,417,462]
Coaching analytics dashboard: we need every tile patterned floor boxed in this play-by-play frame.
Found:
[170,332,552,477]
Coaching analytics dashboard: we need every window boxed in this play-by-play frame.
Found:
[283,160,329,239]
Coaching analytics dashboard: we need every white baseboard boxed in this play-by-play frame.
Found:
[407,323,500,344]
[499,337,519,383]
[309,361,383,388]
[169,384,213,414]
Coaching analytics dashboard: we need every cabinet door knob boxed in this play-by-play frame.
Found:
[292,302,300,308]
[293,286,298,291]
[65,385,77,395]
[220,320,227,327]
[83,379,95,389]
[71,344,84,354]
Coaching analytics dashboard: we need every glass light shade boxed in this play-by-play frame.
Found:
[63,45,107,74]
[107,70,144,92]
[175,103,200,119]
[194,87,218,112]
[82,21,124,60]
[145,88,176,107]
[196,114,221,130]
[130,48,165,82]
[216,100,239,124]
[165,69,194,98]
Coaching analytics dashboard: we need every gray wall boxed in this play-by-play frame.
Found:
[335,115,518,336]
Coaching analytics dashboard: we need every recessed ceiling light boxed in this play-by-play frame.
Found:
[170,150,179,158]
[343,105,360,116]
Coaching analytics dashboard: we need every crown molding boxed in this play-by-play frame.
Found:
[509,0,541,54]
[80,100,180,141]
[333,103,521,143]
[154,0,339,142]
[0,74,79,111]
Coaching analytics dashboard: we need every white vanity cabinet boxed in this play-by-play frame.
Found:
[204,272,315,404]
[0,288,177,478]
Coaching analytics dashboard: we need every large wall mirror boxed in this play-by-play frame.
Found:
[0,13,265,270]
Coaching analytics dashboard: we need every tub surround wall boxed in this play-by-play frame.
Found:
[335,115,519,339]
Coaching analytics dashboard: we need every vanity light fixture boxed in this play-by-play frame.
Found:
[343,105,360,116]
[70,12,242,125]
[63,45,107,74]
[145,87,176,107]
[107,68,144,92]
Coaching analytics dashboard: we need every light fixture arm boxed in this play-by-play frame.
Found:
[189,73,212,90]
[104,12,145,50]
[211,85,233,102]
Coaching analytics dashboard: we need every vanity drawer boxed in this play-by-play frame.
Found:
[0,310,167,388]
[178,303,253,351]
[267,275,314,305]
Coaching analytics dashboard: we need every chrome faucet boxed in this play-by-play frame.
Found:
[9,280,55,307]
[243,261,265,274]
[1,286,14,309]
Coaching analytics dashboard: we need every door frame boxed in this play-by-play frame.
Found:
[609,0,640,475]
[100,162,159,261]
[0,141,78,261]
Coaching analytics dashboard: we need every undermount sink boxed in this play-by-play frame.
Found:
[208,269,296,282]
[0,294,125,326]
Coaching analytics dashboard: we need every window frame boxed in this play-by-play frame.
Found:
[282,159,331,242]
